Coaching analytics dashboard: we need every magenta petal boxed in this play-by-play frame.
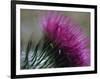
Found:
[40,11,90,66]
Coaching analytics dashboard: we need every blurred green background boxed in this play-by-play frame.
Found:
[21,9,90,49]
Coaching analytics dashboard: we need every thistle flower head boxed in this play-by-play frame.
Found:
[40,11,90,66]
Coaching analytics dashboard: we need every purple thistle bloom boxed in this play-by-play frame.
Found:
[40,11,90,66]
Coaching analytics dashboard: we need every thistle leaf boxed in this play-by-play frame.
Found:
[21,37,71,69]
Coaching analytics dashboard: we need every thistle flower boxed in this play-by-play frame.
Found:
[40,11,90,66]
